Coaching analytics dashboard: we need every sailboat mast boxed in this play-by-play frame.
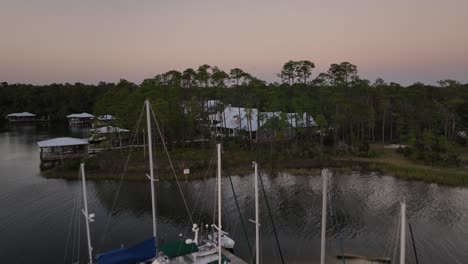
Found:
[217,143,222,264]
[254,161,260,264]
[146,99,157,238]
[320,169,328,264]
[80,163,93,264]
[400,201,406,264]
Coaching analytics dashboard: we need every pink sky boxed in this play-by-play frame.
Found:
[1,0,467,85]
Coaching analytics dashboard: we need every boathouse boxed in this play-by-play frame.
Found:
[37,137,89,162]
[97,114,114,121]
[96,114,114,126]
[66,113,94,126]
[89,126,130,146]
[6,112,49,122]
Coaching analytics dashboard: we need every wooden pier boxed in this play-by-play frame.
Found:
[222,249,247,264]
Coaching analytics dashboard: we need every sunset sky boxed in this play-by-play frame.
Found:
[1,0,467,85]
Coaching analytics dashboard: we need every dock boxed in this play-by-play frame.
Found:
[222,249,247,264]
[37,137,89,164]
[6,112,49,123]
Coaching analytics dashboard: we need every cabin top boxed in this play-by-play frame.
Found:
[6,112,36,117]
[66,113,94,118]
[97,114,114,121]
[37,137,89,148]
[90,126,129,134]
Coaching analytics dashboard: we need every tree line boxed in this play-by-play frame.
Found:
[2,61,468,166]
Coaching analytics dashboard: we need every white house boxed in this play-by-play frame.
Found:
[215,106,259,137]
[214,105,316,139]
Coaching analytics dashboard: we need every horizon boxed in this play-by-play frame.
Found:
[1,0,468,86]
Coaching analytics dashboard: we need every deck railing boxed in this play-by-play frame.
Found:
[40,152,88,161]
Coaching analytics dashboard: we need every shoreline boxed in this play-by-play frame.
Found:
[41,154,468,186]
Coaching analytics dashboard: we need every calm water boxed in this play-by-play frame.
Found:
[1,123,468,264]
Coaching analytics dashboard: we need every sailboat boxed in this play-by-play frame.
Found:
[152,143,233,264]
[320,169,408,264]
[78,99,245,264]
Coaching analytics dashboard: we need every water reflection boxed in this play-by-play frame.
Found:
[1,124,468,263]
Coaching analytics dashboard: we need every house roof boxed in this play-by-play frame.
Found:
[216,106,260,131]
[66,113,94,118]
[7,112,36,117]
[204,100,221,109]
[91,126,129,134]
[215,106,316,132]
[37,137,89,147]
[97,114,114,121]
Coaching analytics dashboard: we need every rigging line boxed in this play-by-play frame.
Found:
[389,210,402,260]
[198,156,215,212]
[97,103,145,252]
[64,170,80,263]
[391,211,401,263]
[385,222,397,260]
[382,216,399,259]
[409,222,420,264]
[71,182,81,263]
[228,173,253,260]
[77,190,82,264]
[190,148,216,217]
[194,152,216,226]
[385,218,396,260]
[150,104,194,225]
[328,177,345,264]
[258,171,286,264]
[383,206,401,259]
[213,175,217,233]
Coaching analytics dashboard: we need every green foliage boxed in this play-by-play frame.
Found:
[402,133,460,166]
[315,114,328,128]
[278,60,315,84]
[0,82,111,121]
[2,63,468,167]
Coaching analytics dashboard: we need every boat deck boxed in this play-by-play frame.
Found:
[222,249,247,264]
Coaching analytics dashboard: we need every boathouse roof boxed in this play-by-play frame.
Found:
[66,113,94,118]
[97,114,114,121]
[91,126,129,134]
[6,112,36,117]
[37,137,89,148]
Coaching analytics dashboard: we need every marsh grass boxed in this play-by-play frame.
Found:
[42,145,468,186]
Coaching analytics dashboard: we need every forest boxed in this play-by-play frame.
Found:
[2,61,468,167]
